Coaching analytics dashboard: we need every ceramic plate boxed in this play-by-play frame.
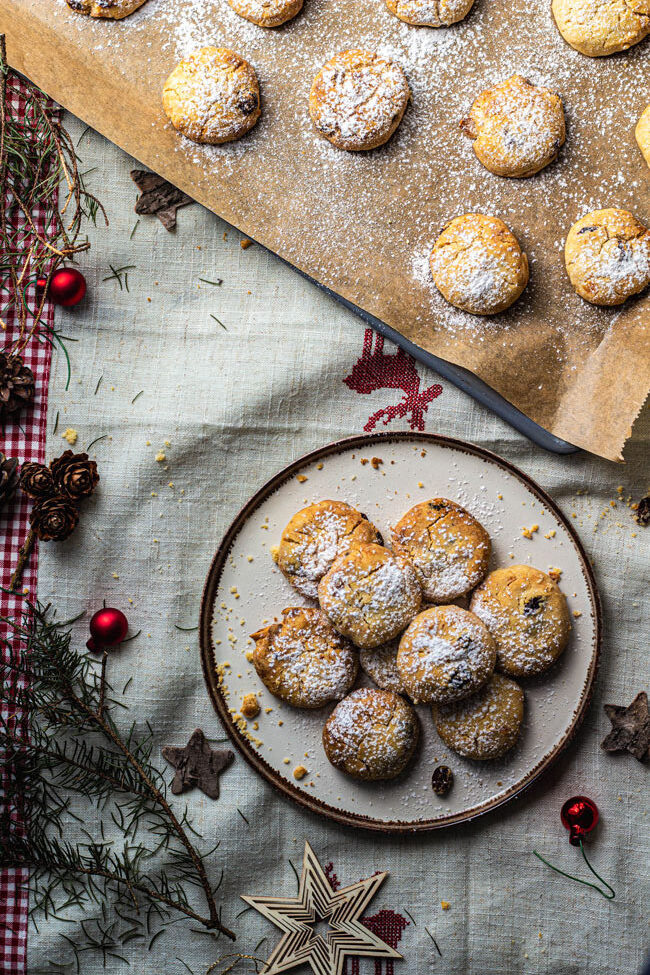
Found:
[199,434,600,833]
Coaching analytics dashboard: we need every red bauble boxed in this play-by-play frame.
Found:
[48,267,86,307]
[87,608,129,652]
[561,796,599,846]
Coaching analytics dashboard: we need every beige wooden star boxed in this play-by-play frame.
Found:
[241,842,401,975]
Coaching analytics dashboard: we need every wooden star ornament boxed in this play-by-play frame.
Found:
[162,728,234,799]
[241,841,401,975]
[601,692,650,762]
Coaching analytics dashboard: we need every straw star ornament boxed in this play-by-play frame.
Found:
[241,842,401,975]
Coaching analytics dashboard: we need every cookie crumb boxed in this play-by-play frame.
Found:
[573,610,582,618]
[548,567,562,582]
[371,456,383,469]
[155,450,166,462]
[240,238,253,249]
[521,524,539,539]
[441,901,450,911]
[296,474,308,483]
[293,764,308,780]
[241,693,260,719]
[270,545,280,563]
[62,428,78,446]
[544,529,556,539]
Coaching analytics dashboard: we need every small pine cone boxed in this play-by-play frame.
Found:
[0,453,20,510]
[20,462,56,500]
[50,450,99,501]
[29,495,79,541]
[0,351,35,419]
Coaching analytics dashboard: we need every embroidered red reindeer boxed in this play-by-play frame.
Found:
[344,329,443,432]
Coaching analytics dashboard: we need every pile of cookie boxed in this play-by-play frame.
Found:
[249,499,571,783]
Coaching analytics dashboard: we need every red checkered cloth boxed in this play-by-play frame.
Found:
[0,74,59,975]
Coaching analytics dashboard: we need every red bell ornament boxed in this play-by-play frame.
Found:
[561,795,599,846]
[48,267,87,307]
[87,607,129,652]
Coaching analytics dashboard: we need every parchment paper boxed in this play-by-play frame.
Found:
[2,0,649,460]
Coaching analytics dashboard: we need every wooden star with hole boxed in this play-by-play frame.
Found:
[241,841,401,975]
[162,728,234,799]
[601,691,650,762]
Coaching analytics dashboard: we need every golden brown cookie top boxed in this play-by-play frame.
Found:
[461,75,565,178]
[564,208,650,306]
[359,639,408,695]
[636,105,650,167]
[277,500,382,600]
[552,0,650,56]
[250,607,358,708]
[433,673,524,760]
[66,0,146,18]
[322,687,419,780]
[385,0,475,26]
[309,50,410,151]
[227,0,303,27]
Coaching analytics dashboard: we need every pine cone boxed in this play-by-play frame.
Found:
[50,450,99,500]
[0,351,35,420]
[0,453,19,510]
[20,462,56,500]
[29,495,79,541]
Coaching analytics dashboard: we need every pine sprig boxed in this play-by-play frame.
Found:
[0,599,236,967]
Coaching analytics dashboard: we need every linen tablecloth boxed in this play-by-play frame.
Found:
[14,112,650,975]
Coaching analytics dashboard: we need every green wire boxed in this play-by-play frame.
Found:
[533,841,615,900]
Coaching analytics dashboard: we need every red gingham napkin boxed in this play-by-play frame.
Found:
[0,74,58,975]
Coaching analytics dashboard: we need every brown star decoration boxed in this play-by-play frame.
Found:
[601,692,650,762]
[162,728,234,799]
[241,841,401,975]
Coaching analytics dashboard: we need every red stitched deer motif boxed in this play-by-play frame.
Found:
[344,329,443,432]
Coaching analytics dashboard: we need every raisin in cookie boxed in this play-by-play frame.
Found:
[552,0,650,56]
[250,607,358,709]
[433,674,524,760]
[429,214,529,315]
[470,565,571,677]
[359,639,409,695]
[385,0,475,26]
[392,499,490,602]
[318,542,422,649]
[228,0,303,26]
[636,105,650,166]
[461,75,565,178]
[564,208,650,306]
[277,500,382,600]
[309,50,410,151]
[322,688,419,780]
[162,47,260,145]
[66,0,146,17]
[397,606,496,705]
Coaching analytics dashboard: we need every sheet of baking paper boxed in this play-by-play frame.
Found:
[3,0,649,461]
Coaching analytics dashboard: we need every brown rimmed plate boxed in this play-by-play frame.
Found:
[199,433,600,833]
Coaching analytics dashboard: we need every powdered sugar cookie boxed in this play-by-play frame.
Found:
[359,639,409,695]
[636,105,650,167]
[66,0,146,17]
[564,208,650,306]
[228,0,303,27]
[250,607,358,709]
[162,47,260,145]
[461,75,565,178]
[429,214,529,315]
[397,605,496,705]
[277,500,382,600]
[318,542,422,649]
[309,50,410,151]
[385,0,475,26]
[433,674,524,760]
[552,0,650,56]
[322,688,419,780]
[392,498,490,602]
[470,565,571,677]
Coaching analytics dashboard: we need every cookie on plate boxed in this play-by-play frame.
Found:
[429,214,529,315]
[359,639,408,695]
[162,47,261,145]
[65,0,146,17]
[277,500,382,600]
[470,565,571,677]
[392,498,491,602]
[318,542,422,649]
[461,75,565,178]
[385,0,475,26]
[397,605,496,704]
[322,688,419,780]
[552,0,650,56]
[309,50,410,151]
[250,607,358,708]
[564,208,650,306]
[636,105,650,167]
[227,0,303,26]
[433,673,524,760]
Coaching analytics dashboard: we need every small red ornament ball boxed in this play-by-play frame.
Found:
[561,796,599,846]
[48,267,86,307]
[87,608,129,653]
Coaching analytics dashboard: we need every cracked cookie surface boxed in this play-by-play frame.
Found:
[552,0,650,55]
[66,0,146,16]
[385,0,475,26]
[162,47,260,145]
[359,639,409,695]
[227,0,303,26]
[636,105,650,167]
[433,674,524,760]
[564,208,650,306]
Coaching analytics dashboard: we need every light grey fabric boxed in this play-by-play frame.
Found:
[32,114,649,975]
